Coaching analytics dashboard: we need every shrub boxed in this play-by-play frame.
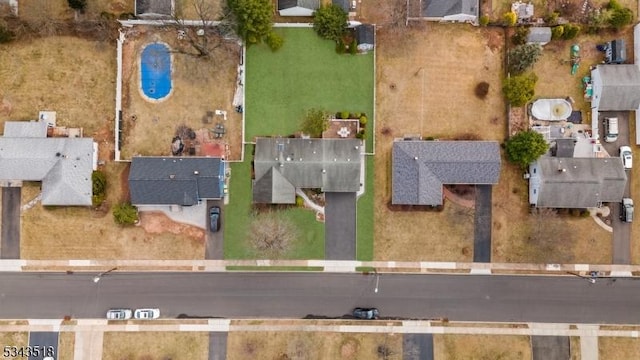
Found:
[580,210,591,217]
[266,31,284,51]
[92,170,107,207]
[341,111,350,119]
[609,7,633,29]
[313,4,348,41]
[475,81,490,99]
[511,26,530,46]
[502,72,538,107]
[505,129,548,168]
[301,108,330,137]
[359,115,367,126]
[335,111,343,119]
[0,25,15,44]
[67,0,87,11]
[350,38,357,55]
[507,44,542,75]
[113,203,138,225]
[335,38,346,54]
[295,196,304,207]
[479,15,490,26]
[503,11,517,26]
[561,24,580,40]
[355,132,363,139]
[544,11,559,25]
[551,25,564,40]
[607,0,622,11]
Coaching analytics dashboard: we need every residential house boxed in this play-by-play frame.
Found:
[421,0,479,23]
[253,138,362,204]
[392,141,501,206]
[278,0,320,17]
[527,27,551,46]
[355,24,375,52]
[135,0,174,18]
[528,157,627,208]
[0,117,95,206]
[128,156,225,207]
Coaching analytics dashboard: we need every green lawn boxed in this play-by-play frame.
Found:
[225,28,374,260]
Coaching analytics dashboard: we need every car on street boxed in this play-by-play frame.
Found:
[620,146,633,169]
[353,307,379,320]
[134,308,160,319]
[106,308,132,320]
[621,198,634,223]
[209,206,221,232]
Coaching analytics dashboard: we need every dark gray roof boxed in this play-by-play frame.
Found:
[531,157,627,208]
[554,139,575,158]
[356,24,375,46]
[392,141,501,205]
[136,0,173,16]
[422,0,478,18]
[253,138,362,204]
[333,0,350,12]
[278,0,320,10]
[593,65,640,110]
[129,156,223,206]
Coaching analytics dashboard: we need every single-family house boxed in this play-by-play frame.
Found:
[128,156,225,207]
[527,27,552,46]
[590,64,640,111]
[278,0,320,17]
[1,118,95,206]
[392,140,501,206]
[421,0,479,23]
[135,0,174,18]
[253,137,362,204]
[528,157,627,208]
[355,24,375,52]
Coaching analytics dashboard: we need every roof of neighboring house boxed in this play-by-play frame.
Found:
[531,157,627,208]
[278,0,320,11]
[0,137,94,206]
[593,65,640,110]
[422,0,478,18]
[3,119,48,138]
[333,0,350,12]
[356,24,375,45]
[253,138,362,204]
[527,27,551,44]
[392,141,501,205]
[129,157,224,206]
[554,139,575,158]
[136,0,173,16]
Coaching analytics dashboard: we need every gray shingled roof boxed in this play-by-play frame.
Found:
[3,120,48,138]
[0,137,94,206]
[593,65,640,111]
[129,157,224,206]
[531,157,627,208]
[278,0,320,10]
[422,0,478,18]
[392,141,501,206]
[253,138,362,204]
[356,24,375,46]
[527,27,551,44]
[136,0,173,16]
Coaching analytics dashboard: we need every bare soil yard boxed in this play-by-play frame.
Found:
[374,23,506,261]
[102,332,209,360]
[227,331,402,360]
[490,0,638,20]
[120,25,242,160]
[434,334,532,360]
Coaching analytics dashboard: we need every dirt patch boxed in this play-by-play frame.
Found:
[139,212,205,240]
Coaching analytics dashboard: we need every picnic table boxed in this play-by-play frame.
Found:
[211,123,226,138]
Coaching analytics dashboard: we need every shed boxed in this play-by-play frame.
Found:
[511,1,534,22]
[135,0,174,18]
[356,24,375,52]
[527,27,552,46]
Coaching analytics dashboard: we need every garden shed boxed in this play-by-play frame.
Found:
[356,24,375,52]
[278,0,320,16]
[527,27,551,46]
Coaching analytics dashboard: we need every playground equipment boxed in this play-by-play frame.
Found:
[571,44,580,75]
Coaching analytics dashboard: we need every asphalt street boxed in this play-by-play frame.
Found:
[0,272,637,324]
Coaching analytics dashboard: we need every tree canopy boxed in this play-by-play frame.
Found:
[502,72,538,107]
[313,4,348,41]
[505,130,548,168]
[227,0,273,45]
[507,44,542,75]
[300,108,330,137]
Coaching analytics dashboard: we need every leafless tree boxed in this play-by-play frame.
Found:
[249,211,297,259]
[19,0,66,37]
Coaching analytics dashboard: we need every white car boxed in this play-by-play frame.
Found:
[620,146,633,169]
[134,308,160,319]
[106,309,132,320]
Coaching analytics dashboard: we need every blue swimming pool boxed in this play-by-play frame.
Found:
[140,42,172,100]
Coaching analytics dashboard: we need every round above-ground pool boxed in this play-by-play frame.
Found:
[140,42,172,101]
[531,99,572,121]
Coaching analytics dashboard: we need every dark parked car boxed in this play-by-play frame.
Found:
[209,206,221,232]
[353,307,379,320]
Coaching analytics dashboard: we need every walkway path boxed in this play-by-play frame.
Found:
[578,324,600,360]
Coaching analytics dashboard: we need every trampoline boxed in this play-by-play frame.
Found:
[531,99,572,121]
[140,42,172,101]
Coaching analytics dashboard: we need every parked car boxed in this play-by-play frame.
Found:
[620,146,633,169]
[106,308,132,320]
[621,198,634,223]
[353,307,379,320]
[604,117,619,143]
[134,308,160,319]
[209,206,221,232]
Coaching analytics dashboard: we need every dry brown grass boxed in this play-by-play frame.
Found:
[599,337,640,360]
[120,25,243,160]
[373,23,505,261]
[227,331,402,360]
[570,336,581,360]
[102,332,209,360]
[176,0,224,20]
[0,332,28,360]
[434,334,532,360]
[491,0,638,20]
[58,332,75,360]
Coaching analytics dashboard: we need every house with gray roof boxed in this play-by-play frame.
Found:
[278,0,320,16]
[528,157,627,208]
[392,140,501,206]
[253,138,362,204]
[421,0,478,23]
[1,119,95,206]
[591,65,640,111]
[135,0,174,18]
[129,156,224,207]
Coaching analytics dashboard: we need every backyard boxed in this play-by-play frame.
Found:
[225,27,374,260]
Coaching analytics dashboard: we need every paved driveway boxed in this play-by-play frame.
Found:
[473,185,492,262]
[205,200,224,260]
[325,192,356,260]
[531,336,569,360]
[1,187,21,259]
[599,111,631,264]
[28,331,58,360]
[208,332,227,360]
[403,334,433,360]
